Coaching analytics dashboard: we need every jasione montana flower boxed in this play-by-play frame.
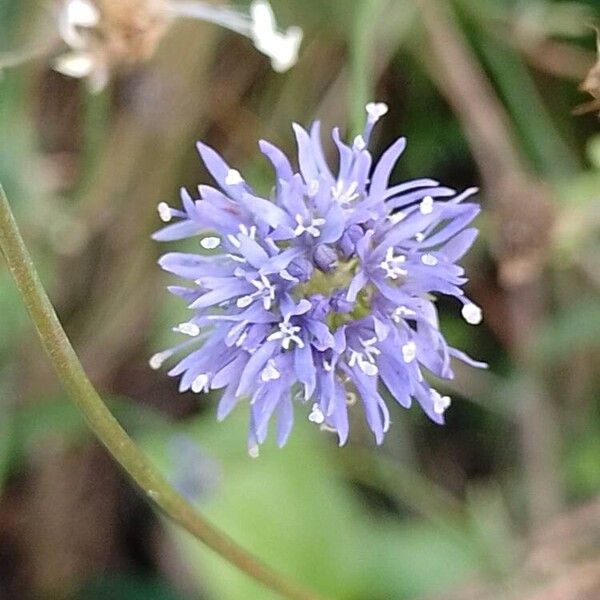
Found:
[152,102,486,456]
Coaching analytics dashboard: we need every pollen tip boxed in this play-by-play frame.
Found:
[461,303,483,325]
[157,202,172,222]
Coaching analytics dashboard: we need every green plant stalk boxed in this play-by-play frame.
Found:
[350,0,383,136]
[0,185,321,600]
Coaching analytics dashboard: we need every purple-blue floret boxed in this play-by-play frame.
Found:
[152,102,486,455]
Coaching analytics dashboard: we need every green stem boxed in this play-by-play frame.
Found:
[349,0,383,136]
[0,185,321,600]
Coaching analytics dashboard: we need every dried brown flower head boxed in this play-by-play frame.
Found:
[2,0,302,91]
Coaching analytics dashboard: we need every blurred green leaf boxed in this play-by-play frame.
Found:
[533,300,600,363]
[79,572,187,600]
[141,409,483,600]
[586,134,600,170]
[564,421,600,499]
[464,485,520,577]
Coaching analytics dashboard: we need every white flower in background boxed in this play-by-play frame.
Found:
[167,0,303,73]
[248,0,303,72]
[58,0,100,49]
[3,0,303,92]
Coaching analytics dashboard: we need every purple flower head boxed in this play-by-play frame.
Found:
[152,102,486,456]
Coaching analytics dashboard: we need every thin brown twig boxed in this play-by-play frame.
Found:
[413,0,563,526]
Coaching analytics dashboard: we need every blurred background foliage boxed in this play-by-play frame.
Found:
[0,0,599,599]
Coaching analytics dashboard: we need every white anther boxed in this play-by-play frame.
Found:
[392,306,417,323]
[431,389,452,415]
[227,253,247,263]
[200,236,221,249]
[261,359,281,382]
[239,223,257,239]
[235,329,249,347]
[236,295,254,308]
[267,318,304,349]
[293,213,326,238]
[360,361,379,376]
[402,341,417,363]
[331,180,360,205]
[307,180,320,197]
[348,339,380,376]
[248,445,260,458]
[323,359,333,372]
[419,195,434,215]
[380,247,408,280]
[191,373,210,393]
[157,202,172,222]
[387,211,407,224]
[249,273,276,310]
[353,134,366,151]
[177,322,201,337]
[461,303,483,325]
[415,232,425,242]
[360,337,380,352]
[308,403,325,424]
[421,253,438,266]
[365,102,389,123]
[149,351,171,370]
[225,169,244,185]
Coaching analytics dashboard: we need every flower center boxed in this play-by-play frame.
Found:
[294,257,357,299]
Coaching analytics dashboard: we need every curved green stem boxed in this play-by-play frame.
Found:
[0,186,321,600]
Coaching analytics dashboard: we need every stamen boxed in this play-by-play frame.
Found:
[236,295,254,308]
[267,318,304,349]
[200,236,221,249]
[431,389,451,415]
[307,180,320,197]
[225,169,244,185]
[353,134,366,151]
[387,211,406,224]
[293,214,326,238]
[331,180,360,205]
[149,351,172,370]
[157,202,172,222]
[392,306,417,323]
[261,359,281,382]
[227,234,241,248]
[421,253,438,266]
[191,373,210,393]
[461,303,483,325]
[177,322,201,336]
[308,403,325,424]
[365,102,388,123]
[402,341,417,363]
[419,196,434,215]
[380,247,408,280]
